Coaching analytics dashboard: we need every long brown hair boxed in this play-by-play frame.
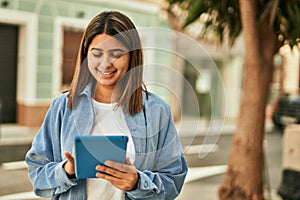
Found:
[68,11,147,115]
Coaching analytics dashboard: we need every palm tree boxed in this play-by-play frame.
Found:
[165,0,300,199]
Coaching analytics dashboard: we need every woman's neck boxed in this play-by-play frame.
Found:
[94,85,115,103]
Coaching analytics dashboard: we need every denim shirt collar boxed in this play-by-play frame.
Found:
[75,82,149,139]
[79,81,95,97]
[72,82,95,136]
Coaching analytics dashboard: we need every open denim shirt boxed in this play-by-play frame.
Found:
[25,83,188,200]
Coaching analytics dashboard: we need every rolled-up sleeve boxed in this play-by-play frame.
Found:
[25,95,78,198]
[127,156,187,200]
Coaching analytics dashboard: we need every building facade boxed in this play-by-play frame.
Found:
[0,0,176,127]
[0,0,246,128]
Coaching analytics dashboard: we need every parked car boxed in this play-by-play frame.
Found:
[272,93,300,132]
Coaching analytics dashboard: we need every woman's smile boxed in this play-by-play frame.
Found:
[88,33,130,88]
[96,68,118,77]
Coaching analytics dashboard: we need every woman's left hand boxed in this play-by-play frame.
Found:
[95,157,139,191]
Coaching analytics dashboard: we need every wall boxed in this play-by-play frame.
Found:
[0,0,171,127]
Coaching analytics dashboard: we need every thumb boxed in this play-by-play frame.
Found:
[64,151,74,163]
[126,157,132,165]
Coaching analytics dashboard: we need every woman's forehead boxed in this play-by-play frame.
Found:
[89,33,128,50]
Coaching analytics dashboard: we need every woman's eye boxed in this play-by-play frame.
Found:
[92,53,102,58]
[111,53,123,59]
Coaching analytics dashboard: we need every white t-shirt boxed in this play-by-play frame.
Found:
[87,99,135,200]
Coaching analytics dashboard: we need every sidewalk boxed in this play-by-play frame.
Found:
[0,119,283,200]
[0,118,274,143]
[0,124,38,145]
[178,129,283,200]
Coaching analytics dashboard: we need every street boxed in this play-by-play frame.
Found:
[178,131,283,200]
[0,126,283,200]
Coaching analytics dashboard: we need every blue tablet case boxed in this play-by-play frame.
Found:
[74,135,128,178]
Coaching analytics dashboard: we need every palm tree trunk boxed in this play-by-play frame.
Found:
[218,0,277,199]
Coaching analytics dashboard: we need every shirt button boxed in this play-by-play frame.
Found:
[131,127,136,131]
[144,181,148,188]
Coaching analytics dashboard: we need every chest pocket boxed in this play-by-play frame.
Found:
[131,126,159,171]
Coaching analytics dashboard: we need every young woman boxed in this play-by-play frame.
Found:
[25,11,187,200]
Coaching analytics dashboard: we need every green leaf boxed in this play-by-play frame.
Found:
[184,1,207,27]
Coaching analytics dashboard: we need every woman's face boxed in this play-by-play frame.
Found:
[87,33,130,88]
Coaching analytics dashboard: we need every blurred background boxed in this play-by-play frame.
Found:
[0,0,299,199]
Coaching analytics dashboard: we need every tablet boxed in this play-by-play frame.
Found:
[74,135,128,178]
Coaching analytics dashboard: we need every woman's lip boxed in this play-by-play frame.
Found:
[96,69,117,74]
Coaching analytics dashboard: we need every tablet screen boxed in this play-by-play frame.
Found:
[74,135,128,178]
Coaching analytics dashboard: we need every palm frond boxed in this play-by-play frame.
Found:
[165,0,300,47]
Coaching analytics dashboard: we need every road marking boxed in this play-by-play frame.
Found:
[185,165,227,183]
[0,191,42,199]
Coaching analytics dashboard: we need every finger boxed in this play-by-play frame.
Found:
[96,165,123,178]
[64,151,74,163]
[126,157,132,165]
[63,151,75,175]
[96,171,120,180]
[96,165,139,191]
[105,160,133,173]
[72,147,75,156]
[96,172,130,191]
[96,172,127,188]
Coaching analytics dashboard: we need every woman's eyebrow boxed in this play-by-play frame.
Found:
[90,47,126,53]
[91,47,103,51]
[109,49,126,53]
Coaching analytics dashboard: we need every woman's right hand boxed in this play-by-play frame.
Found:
[64,151,75,176]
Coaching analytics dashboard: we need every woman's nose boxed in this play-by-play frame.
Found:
[100,55,112,68]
